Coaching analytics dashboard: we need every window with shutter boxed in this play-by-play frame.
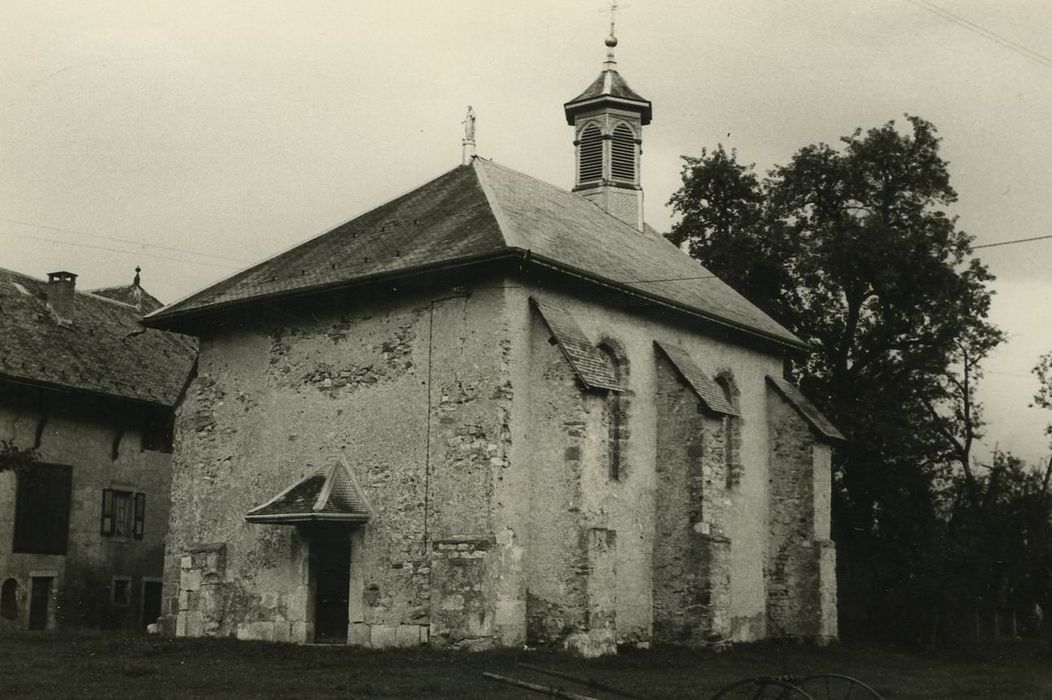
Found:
[578,124,602,183]
[611,123,636,182]
[101,489,115,536]
[12,463,72,555]
[101,489,137,538]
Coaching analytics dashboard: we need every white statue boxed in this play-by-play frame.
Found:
[463,106,476,142]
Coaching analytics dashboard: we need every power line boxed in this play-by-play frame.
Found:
[973,234,1052,250]
[0,216,251,264]
[0,230,243,270]
[904,0,1052,69]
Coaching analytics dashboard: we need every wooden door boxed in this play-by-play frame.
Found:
[312,531,351,643]
[28,577,51,630]
[141,581,163,631]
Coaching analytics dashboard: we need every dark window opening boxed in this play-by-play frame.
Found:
[12,463,72,555]
[141,413,174,453]
[598,343,629,481]
[112,577,131,606]
[611,123,636,181]
[715,373,743,489]
[578,124,603,183]
[1,579,18,620]
[101,490,145,539]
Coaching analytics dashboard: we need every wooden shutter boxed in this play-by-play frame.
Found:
[611,124,636,181]
[578,124,602,182]
[133,493,146,540]
[101,489,115,537]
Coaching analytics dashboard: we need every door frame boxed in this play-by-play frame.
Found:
[307,527,353,644]
[27,570,57,631]
[140,576,164,630]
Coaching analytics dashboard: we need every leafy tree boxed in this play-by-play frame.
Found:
[1032,352,1052,443]
[668,116,1003,639]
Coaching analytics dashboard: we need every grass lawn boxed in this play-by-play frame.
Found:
[1,631,1050,699]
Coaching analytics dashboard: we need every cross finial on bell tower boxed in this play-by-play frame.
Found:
[564,3,650,231]
[603,2,628,67]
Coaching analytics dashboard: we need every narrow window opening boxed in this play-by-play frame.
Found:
[715,373,742,489]
[598,343,629,481]
[111,576,132,606]
[611,124,636,182]
[1,579,18,620]
[578,124,603,183]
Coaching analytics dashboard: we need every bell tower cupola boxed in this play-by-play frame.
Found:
[564,11,651,231]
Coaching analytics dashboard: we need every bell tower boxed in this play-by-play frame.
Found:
[563,11,652,231]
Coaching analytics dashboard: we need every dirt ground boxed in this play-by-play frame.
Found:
[1,631,1050,698]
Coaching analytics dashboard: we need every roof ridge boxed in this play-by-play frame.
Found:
[0,267,146,314]
[476,157,664,244]
[472,158,523,249]
[84,292,140,311]
[148,163,469,321]
[88,284,133,293]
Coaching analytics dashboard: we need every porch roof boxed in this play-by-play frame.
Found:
[245,461,370,525]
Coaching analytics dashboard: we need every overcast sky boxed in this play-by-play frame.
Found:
[2,1,1051,464]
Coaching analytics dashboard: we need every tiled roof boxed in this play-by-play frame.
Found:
[766,376,846,443]
[245,461,371,524]
[90,284,164,313]
[531,297,621,392]
[568,69,649,104]
[0,267,197,407]
[654,341,737,416]
[564,68,652,124]
[145,158,802,350]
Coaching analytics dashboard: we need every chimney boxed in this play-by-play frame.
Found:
[46,271,77,325]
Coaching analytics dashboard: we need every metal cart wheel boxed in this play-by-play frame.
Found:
[795,674,883,699]
[710,676,816,700]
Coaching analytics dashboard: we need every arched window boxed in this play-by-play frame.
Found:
[1,578,18,620]
[611,123,636,182]
[578,124,603,183]
[598,343,629,481]
[715,372,742,489]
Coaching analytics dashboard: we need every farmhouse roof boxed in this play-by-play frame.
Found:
[90,284,164,313]
[0,267,196,407]
[143,158,801,350]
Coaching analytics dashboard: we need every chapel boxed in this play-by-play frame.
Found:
[143,27,841,653]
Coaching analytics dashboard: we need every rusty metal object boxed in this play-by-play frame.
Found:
[711,676,815,699]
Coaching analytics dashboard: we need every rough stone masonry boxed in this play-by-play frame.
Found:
[161,280,839,652]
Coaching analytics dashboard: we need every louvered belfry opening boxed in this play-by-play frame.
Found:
[578,124,603,183]
[611,123,636,182]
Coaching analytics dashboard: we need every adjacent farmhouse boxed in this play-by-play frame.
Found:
[143,36,842,652]
[0,268,196,631]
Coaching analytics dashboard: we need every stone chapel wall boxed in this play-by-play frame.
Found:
[765,391,838,642]
[165,285,513,646]
[653,355,731,646]
[508,283,784,646]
